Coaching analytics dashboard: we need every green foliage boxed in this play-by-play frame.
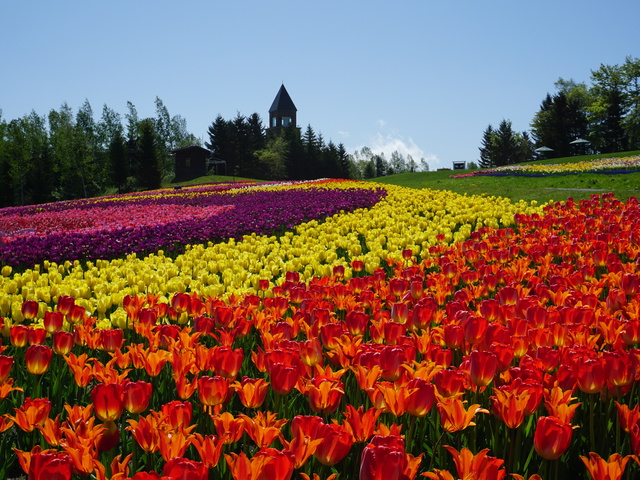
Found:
[254,136,289,180]
[0,98,197,207]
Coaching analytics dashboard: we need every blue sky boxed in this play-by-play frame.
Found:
[1,1,638,169]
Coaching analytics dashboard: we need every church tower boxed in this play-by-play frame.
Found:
[268,84,297,135]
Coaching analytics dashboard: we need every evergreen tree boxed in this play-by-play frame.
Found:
[337,143,351,178]
[478,125,495,168]
[492,120,518,166]
[137,119,162,190]
[110,129,128,192]
[374,153,387,177]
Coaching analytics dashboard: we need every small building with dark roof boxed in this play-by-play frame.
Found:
[268,84,298,136]
[172,145,215,182]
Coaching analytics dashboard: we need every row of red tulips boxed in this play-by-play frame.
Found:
[1,193,640,479]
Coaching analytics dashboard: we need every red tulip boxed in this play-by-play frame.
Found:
[123,380,152,414]
[0,355,14,382]
[314,423,353,466]
[28,327,47,345]
[575,358,605,394]
[161,400,193,430]
[197,375,231,406]
[25,344,52,375]
[360,435,422,480]
[267,361,300,396]
[43,311,64,333]
[405,378,436,417]
[10,324,29,347]
[98,329,124,352]
[21,300,39,320]
[469,350,498,387]
[52,331,75,356]
[15,446,73,480]
[91,383,124,422]
[56,295,75,315]
[533,416,573,460]
[163,457,208,480]
[212,346,243,379]
[171,293,191,314]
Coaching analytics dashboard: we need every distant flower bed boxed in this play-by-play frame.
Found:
[451,155,640,178]
[0,180,386,268]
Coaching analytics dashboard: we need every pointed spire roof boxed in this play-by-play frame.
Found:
[269,84,297,113]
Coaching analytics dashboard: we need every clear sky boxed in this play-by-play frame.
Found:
[1,1,638,169]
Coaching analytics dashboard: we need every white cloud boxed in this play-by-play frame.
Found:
[351,130,441,170]
[376,119,386,128]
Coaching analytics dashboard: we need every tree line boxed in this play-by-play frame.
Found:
[0,98,196,207]
[205,114,430,181]
[479,56,640,167]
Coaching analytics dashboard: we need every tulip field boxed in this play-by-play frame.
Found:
[2,177,640,479]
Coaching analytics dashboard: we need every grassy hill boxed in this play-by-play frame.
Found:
[369,150,640,204]
[167,150,640,204]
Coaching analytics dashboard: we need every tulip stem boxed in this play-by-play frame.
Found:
[589,394,596,454]
[427,429,446,472]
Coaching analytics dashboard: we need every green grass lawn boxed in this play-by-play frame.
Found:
[370,150,640,204]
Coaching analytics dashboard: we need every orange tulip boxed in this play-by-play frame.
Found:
[444,446,506,480]
[143,349,170,377]
[37,415,64,447]
[10,397,52,432]
[342,405,382,443]
[0,378,22,400]
[580,452,632,480]
[490,386,530,429]
[212,412,245,444]
[239,411,287,449]
[126,411,162,453]
[437,398,488,433]
[158,427,194,462]
[191,433,225,468]
[544,386,581,424]
[615,401,640,433]
[231,377,269,409]
[304,375,344,414]
[64,353,95,387]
